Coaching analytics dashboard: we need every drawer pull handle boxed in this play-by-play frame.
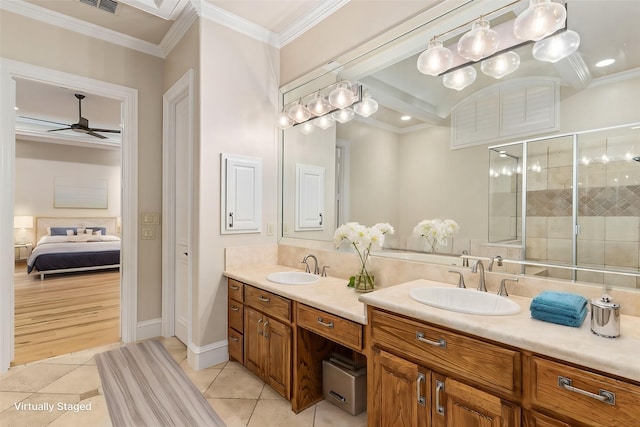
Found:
[258,318,263,336]
[229,284,240,290]
[435,380,445,416]
[558,376,616,405]
[329,390,346,403]
[258,295,271,303]
[230,305,239,312]
[416,332,447,348]
[417,373,426,406]
[317,317,334,328]
[230,335,239,342]
[263,320,270,339]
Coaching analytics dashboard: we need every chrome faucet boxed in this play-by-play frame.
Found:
[471,260,487,292]
[302,254,319,275]
[487,255,503,271]
[498,278,518,296]
[449,270,466,288]
[461,250,469,267]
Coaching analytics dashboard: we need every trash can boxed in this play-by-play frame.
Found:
[322,359,367,415]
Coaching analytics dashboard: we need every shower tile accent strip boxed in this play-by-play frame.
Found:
[527,185,640,217]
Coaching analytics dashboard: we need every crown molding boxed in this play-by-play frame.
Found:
[199,1,279,47]
[1,0,165,58]
[160,2,199,56]
[120,0,191,20]
[278,0,350,47]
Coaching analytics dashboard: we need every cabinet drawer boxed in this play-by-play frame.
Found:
[228,327,243,362]
[228,278,244,302]
[531,356,640,426]
[228,300,244,333]
[245,285,291,323]
[296,303,363,351]
[370,309,520,396]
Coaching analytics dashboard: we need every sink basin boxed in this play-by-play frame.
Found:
[409,287,521,316]
[266,271,319,285]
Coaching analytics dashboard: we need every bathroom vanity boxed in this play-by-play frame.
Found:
[225,265,640,425]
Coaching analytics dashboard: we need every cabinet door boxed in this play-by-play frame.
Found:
[244,308,265,379]
[221,153,262,233]
[444,378,520,427]
[370,348,429,427]
[264,318,291,399]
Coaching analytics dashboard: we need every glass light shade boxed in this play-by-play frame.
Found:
[328,81,356,109]
[353,90,379,117]
[313,115,335,129]
[288,100,311,123]
[513,0,566,41]
[298,122,315,135]
[278,110,293,129]
[306,92,332,116]
[331,107,355,123]
[442,66,477,91]
[457,18,499,61]
[532,30,580,63]
[417,38,454,76]
[481,51,521,79]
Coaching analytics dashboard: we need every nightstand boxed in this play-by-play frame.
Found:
[14,243,33,262]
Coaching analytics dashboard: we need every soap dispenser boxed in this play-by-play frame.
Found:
[590,294,621,338]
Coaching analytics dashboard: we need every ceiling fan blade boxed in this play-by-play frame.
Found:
[19,116,69,126]
[87,131,107,139]
[89,128,121,133]
[48,127,72,132]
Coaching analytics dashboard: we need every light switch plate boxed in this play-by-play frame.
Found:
[141,227,155,240]
[141,212,160,225]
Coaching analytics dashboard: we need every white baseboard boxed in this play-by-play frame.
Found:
[187,339,228,370]
[136,318,162,341]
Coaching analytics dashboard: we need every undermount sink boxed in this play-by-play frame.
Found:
[409,287,521,316]
[266,271,319,285]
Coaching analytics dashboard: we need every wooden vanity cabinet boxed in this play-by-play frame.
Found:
[227,279,244,362]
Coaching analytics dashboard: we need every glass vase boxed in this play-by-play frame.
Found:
[354,272,375,292]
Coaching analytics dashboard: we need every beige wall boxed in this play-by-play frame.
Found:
[1,10,165,322]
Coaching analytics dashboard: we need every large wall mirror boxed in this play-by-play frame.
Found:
[280,0,640,290]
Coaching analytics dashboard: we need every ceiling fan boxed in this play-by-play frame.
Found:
[45,93,121,139]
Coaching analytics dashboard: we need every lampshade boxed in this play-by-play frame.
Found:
[417,37,454,76]
[278,109,293,129]
[513,0,566,42]
[306,92,332,116]
[457,18,499,61]
[442,66,477,91]
[288,100,311,123]
[313,115,335,129]
[14,215,33,229]
[481,51,521,79]
[353,90,379,117]
[328,81,356,109]
[331,107,355,123]
[298,122,315,135]
[532,30,580,63]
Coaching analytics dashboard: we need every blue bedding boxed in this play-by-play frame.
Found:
[27,235,121,274]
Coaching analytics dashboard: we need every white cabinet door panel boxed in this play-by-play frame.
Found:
[221,154,262,233]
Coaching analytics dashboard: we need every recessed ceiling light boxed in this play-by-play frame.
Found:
[400,115,412,121]
[595,58,615,68]
[14,106,19,111]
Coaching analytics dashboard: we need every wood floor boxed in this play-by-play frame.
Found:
[12,263,121,365]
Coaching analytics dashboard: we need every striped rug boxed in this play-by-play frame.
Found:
[96,340,225,427]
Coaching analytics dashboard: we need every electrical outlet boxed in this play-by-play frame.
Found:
[141,227,155,240]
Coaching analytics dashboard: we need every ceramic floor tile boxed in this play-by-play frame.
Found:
[313,400,367,427]
[0,392,79,427]
[0,392,31,412]
[37,343,122,366]
[259,384,282,400]
[48,395,112,427]
[39,365,101,395]
[0,364,78,393]
[223,361,246,370]
[179,359,222,393]
[247,398,315,427]
[207,398,257,427]
[159,337,188,363]
[205,367,265,399]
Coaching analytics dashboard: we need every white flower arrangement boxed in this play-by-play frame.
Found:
[413,219,459,253]
[333,222,394,290]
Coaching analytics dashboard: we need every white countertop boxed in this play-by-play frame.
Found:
[358,279,640,383]
[224,265,367,324]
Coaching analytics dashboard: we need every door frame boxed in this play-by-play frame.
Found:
[0,58,139,372]
[161,69,194,349]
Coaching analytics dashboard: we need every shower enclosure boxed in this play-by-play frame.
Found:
[489,123,640,288]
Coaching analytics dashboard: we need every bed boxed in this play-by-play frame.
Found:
[27,217,121,280]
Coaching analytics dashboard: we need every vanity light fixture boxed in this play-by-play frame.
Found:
[299,122,315,135]
[443,66,477,91]
[313,115,335,129]
[481,51,521,78]
[307,92,332,116]
[532,29,580,63]
[288,100,311,123]
[513,0,567,42]
[353,89,379,117]
[328,81,356,109]
[278,109,294,129]
[457,17,499,62]
[332,107,355,123]
[417,37,454,76]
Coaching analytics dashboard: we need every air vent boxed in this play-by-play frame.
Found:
[79,0,118,14]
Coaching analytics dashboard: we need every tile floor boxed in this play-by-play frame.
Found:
[0,338,368,427]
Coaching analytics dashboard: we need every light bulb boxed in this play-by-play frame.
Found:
[417,37,453,76]
[299,122,315,135]
[481,51,520,79]
[532,30,580,63]
[288,100,311,123]
[457,18,499,61]
[328,81,356,109]
[306,92,332,116]
[513,0,566,41]
[331,107,355,123]
[313,115,335,129]
[442,66,477,91]
[278,109,293,129]
[353,90,379,117]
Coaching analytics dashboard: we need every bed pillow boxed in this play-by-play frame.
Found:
[50,227,77,236]
[86,227,107,235]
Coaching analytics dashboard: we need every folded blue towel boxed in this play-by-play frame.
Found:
[531,305,588,328]
[529,290,588,320]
